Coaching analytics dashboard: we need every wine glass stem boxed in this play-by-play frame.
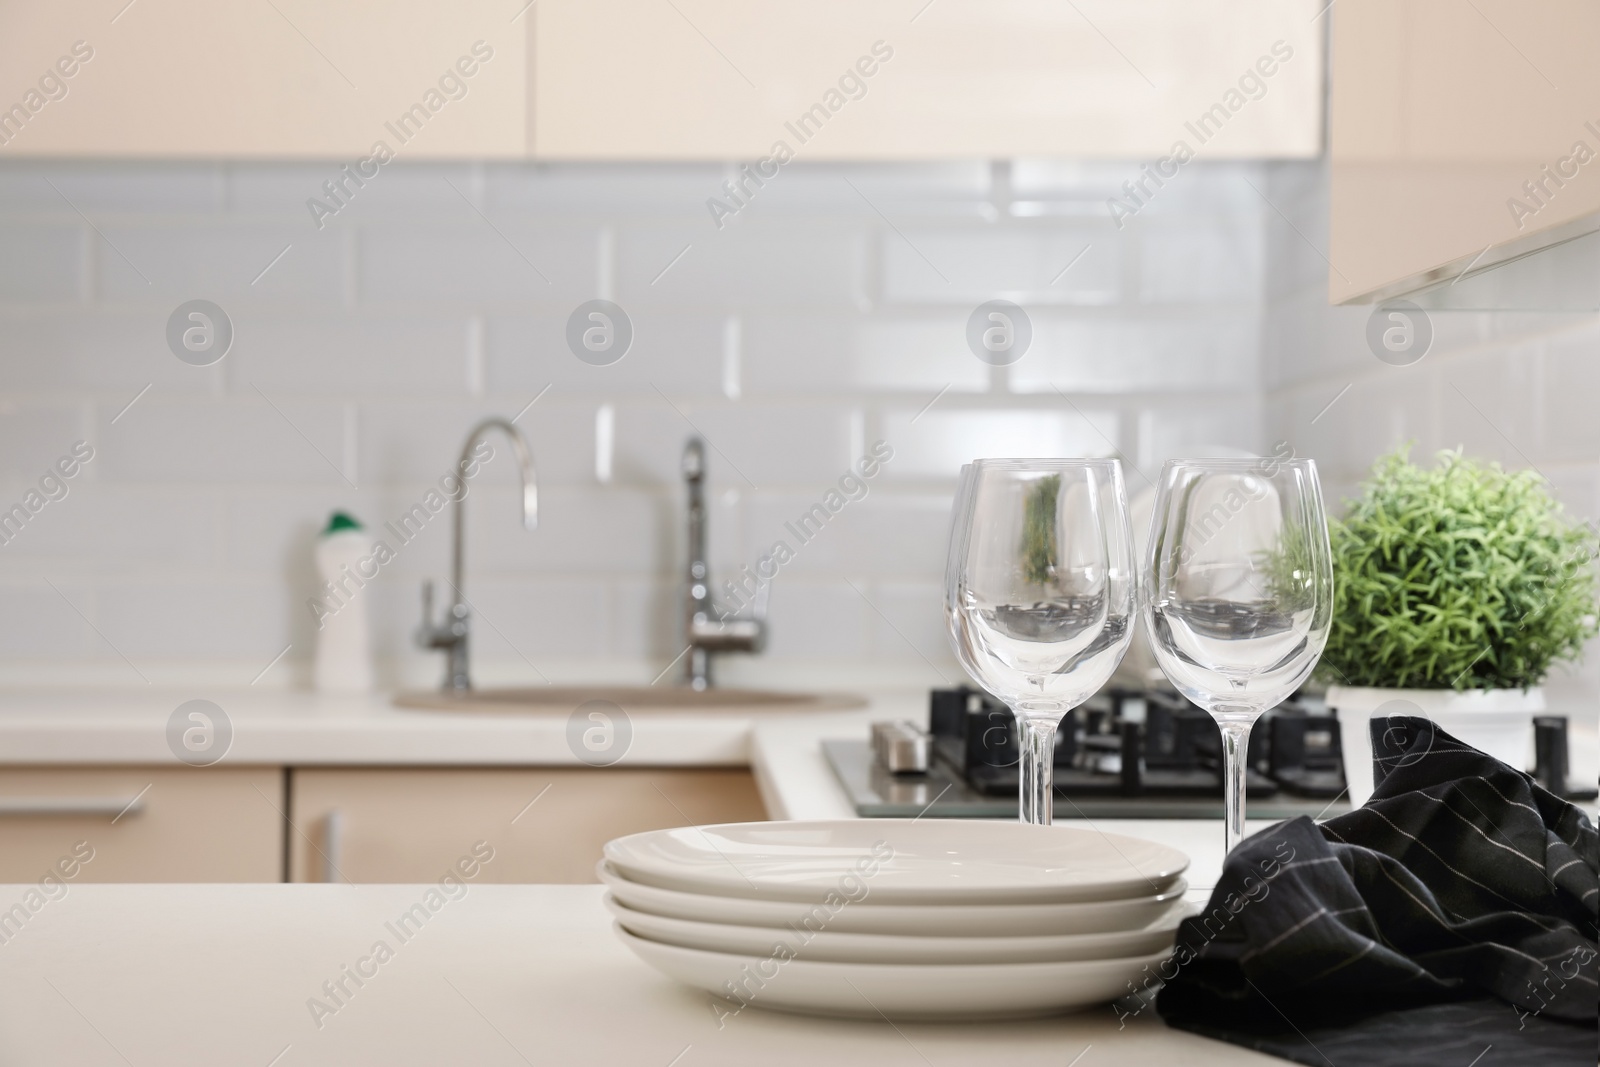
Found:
[1218,718,1252,855]
[1017,714,1061,825]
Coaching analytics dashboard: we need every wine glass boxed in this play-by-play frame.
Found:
[1141,457,1333,855]
[945,459,1136,824]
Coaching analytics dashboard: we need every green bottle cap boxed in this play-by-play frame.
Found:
[322,511,363,535]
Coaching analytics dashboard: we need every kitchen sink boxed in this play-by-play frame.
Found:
[392,686,866,714]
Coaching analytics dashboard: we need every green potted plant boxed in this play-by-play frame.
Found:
[1322,448,1598,803]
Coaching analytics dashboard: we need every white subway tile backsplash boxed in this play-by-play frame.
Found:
[1274,369,1437,483]
[455,577,611,662]
[881,407,1120,481]
[462,485,663,576]
[1139,219,1263,303]
[356,398,596,486]
[610,400,857,488]
[1010,310,1260,394]
[1010,160,1134,194]
[0,224,81,302]
[228,163,482,222]
[1262,205,1330,303]
[95,397,350,485]
[226,164,367,220]
[1260,287,1370,391]
[1542,325,1600,462]
[1013,161,1266,218]
[880,225,1120,305]
[1262,160,1327,215]
[227,314,471,395]
[223,486,381,573]
[0,155,1588,686]
[608,579,676,660]
[484,164,725,217]
[835,495,954,577]
[616,223,866,309]
[483,311,727,395]
[741,492,852,576]
[741,312,989,394]
[0,171,74,215]
[862,580,959,670]
[1543,465,1600,525]
[1135,402,1264,482]
[1480,310,1594,348]
[0,483,218,571]
[358,223,600,306]
[741,492,951,580]
[0,404,88,478]
[0,311,220,394]
[0,581,94,659]
[748,163,991,218]
[1436,345,1543,470]
[760,579,868,660]
[735,487,917,579]
[96,578,287,661]
[18,164,225,214]
[94,224,346,304]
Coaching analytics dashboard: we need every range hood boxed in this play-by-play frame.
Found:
[1329,0,1600,310]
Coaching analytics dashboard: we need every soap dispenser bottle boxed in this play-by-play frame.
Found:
[314,511,374,693]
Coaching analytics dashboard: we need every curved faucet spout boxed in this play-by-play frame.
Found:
[451,417,538,599]
[418,416,539,692]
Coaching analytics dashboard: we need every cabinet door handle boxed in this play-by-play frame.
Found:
[0,796,147,818]
[321,810,343,883]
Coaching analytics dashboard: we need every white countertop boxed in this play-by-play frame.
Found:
[0,687,765,766]
[3,684,1588,901]
[0,883,1290,1067]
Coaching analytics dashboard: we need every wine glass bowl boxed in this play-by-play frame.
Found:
[1141,457,1333,853]
[945,459,1136,824]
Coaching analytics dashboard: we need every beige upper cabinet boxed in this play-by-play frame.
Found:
[533,0,1325,160]
[1329,0,1600,303]
[0,0,530,157]
[0,1,1321,160]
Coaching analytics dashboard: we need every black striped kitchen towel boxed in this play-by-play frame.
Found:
[1155,715,1598,1067]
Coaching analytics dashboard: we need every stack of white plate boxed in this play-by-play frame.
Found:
[602,819,1192,1020]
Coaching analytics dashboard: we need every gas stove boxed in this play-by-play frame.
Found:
[825,686,1354,820]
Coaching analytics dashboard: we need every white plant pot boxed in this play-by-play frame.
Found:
[1326,685,1545,807]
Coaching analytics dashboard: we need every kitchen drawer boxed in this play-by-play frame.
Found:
[0,767,284,883]
[288,768,767,883]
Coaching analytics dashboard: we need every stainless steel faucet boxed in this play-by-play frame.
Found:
[682,437,767,689]
[417,417,538,691]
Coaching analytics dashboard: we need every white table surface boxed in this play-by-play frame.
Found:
[0,883,1294,1067]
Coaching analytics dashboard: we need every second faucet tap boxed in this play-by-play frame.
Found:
[682,438,767,690]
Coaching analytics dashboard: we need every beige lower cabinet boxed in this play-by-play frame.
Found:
[288,767,768,884]
[0,767,285,883]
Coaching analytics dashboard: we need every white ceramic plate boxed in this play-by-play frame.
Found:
[616,925,1172,1020]
[605,894,1190,964]
[597,861,1190,936]
[603,819,1188,905]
